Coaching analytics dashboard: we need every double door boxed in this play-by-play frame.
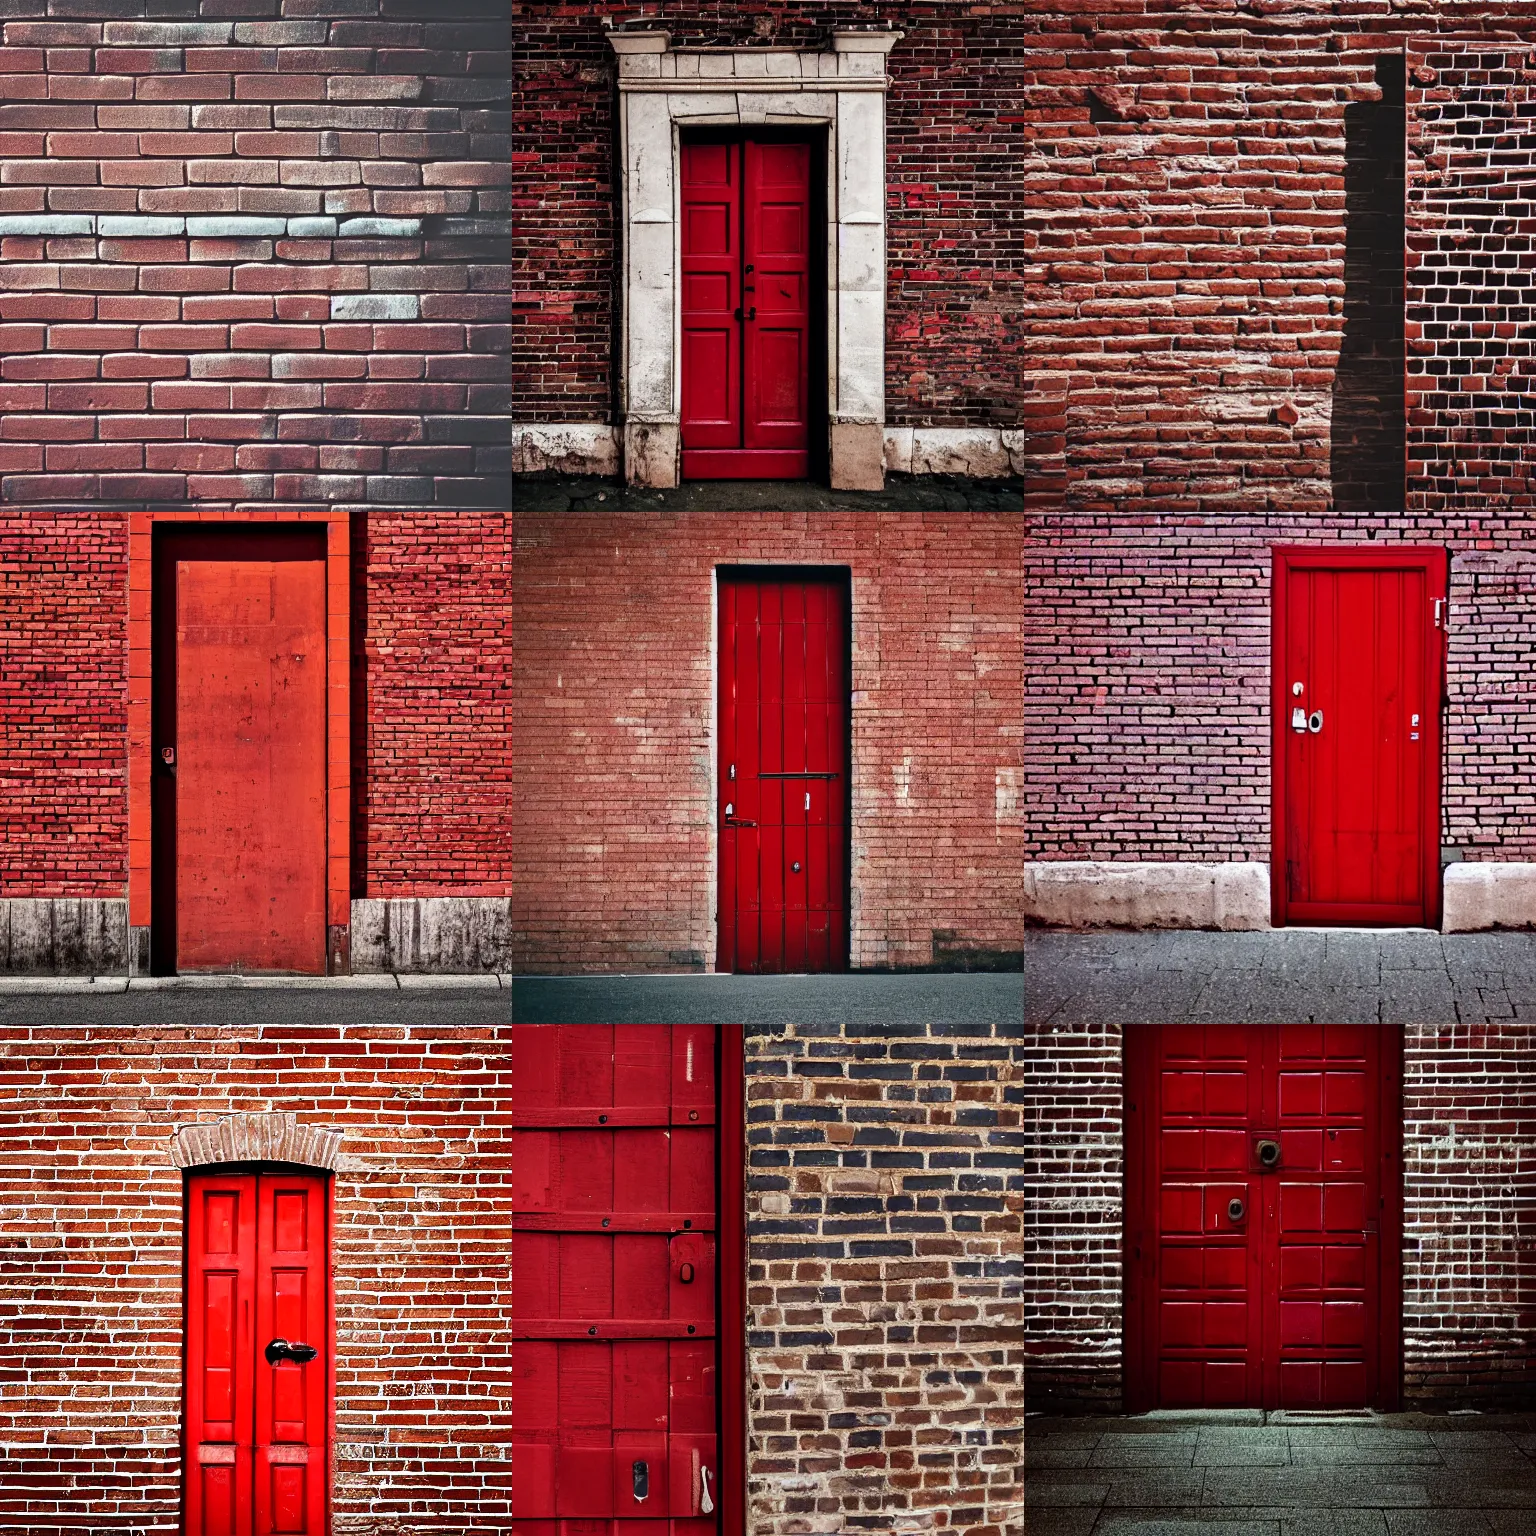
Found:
[185,1170,329,1533]
[1125,1026,1402,1411]
[680,136,813,479]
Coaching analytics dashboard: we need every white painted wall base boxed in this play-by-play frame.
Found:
[1024,861,1271,931]
[1442,863,1536,932]
[512,422,1026,481]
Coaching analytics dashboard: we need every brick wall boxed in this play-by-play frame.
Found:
[1026,520,1536,865]
[0,511,510,902]
[0,0,508,510]
[0,511,126,897]
[352,510,511,896]
[512,1,1027,433]
[511,512,1024,973]
[1024,1023,1536,1411]
[1407,40,1536,516]
[0,1023,510,1529]
[1022,1021,1122,1411]
[744,1023,1022,1535]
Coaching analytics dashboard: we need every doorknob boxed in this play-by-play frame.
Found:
[264,1338,318,1365]
[1256,1139,1281,1169]
[1227,1197,1245,1222]
[633,1459,649,1504]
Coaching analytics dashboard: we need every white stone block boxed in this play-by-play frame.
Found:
[0,216,93,235]
[626,95,673,212]
[330,293,419,320]
[837,94,884,221]
[764,52,799,76]
[186,216,287,237]
[675,53,699,77]
[1443,862,1536,931]
[287,216,338,236]
[700,54,734,78]
[911,428,1011,477]
[102,21,233,43]
[1023,861,1271,931]
[837,220,882,294]
[835,288,884,419]
[98,216,185,236]
[668,93,739,120]
[337,217,421,236]
[735,51,767,77]
[512,423,620,476]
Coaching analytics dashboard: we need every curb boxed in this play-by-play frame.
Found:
[0,974,513,994]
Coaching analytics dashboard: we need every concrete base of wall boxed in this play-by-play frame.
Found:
[351,897,511,973]
[1442,862,1536,932]
[2,897,511,974]
[1024,861,1271,931]
[0,899,128,973]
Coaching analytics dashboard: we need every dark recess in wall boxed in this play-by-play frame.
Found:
[1332,54,1407,513]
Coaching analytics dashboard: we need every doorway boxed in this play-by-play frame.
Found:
[152,527,329,975]
[680,132,823,480]
[1124,1025,1402,1411]
[1272,547,1446,928]
[184,1168,330,1533]
[717,569,850,974]
[511,1026,745,1534]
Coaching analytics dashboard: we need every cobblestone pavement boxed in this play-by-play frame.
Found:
[512,473,1024,512]
[513,972,1023,1023]
[1026,1412,1536,1535]
[1023,930,1536,1025]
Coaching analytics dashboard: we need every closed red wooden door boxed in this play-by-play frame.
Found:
[1273,548,1445,927]
[512,1027,723,1536]
[680,137,811,480]
[187,1171,329,1535]
[156,530,328,974]
[718,574,848,974]
[1125,1026,1401,1412]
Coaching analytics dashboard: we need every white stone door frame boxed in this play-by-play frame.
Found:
[608,27,902,490]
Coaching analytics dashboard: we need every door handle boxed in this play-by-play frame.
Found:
[733,305,756,321]
[700,1463,715,1516]
[158,745,176,777]
[632,1459,649,1504]
[264,1338,318,1365]
[1256,1139,1281,1169]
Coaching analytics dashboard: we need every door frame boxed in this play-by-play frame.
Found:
[1269,545,1448,930]
[712,565,853,974]
[1122,1025,1404,1413]
[678,126,828,483]
[718,1027,747,1536]
[128,512,352,976]
[180,1161,336,1535]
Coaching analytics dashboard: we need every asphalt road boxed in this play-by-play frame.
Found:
[0,988,511,1025]
[512,972,1023,1023]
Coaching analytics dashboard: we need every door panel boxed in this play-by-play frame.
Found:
[1126,1026,1400,1411]
[681,136,811,480]
[512,1027,722,1536]
[718,574,848,974]
[185,1171,329,1536]
[156,530,328,974]
[1274,549,1445,928]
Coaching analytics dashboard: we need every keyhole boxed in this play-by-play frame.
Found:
[680,1262,695,1284]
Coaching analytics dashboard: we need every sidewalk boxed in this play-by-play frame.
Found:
[1024,929,1536,1024]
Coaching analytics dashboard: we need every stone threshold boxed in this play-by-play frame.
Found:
[0,974,511,993]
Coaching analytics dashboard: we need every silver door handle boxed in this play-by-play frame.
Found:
[700,1463,715,1515]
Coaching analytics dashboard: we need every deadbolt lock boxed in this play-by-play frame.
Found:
[1228,1197,1245,1222]
[1256,1139,1281,1169]
[1308,710,1323,734]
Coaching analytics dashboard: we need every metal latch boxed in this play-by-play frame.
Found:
[633,1459,649,1504]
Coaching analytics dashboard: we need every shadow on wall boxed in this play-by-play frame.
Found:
[1331,55,1406,512]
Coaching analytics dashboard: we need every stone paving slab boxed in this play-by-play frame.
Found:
[513,472,1025,512]
[1025,1413,1536,1535]
[1023,930,1536,1023]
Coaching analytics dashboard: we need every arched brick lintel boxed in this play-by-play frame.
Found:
[171,1111,342,1173]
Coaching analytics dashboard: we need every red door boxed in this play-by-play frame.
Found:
[155,529,328,974]
[186,1170,329,1535]
[718,573,848,974]
[680,137,811,480]
[512,1027,736,1536]
[1273,548,1446,928]
[1125,1026,1402,1412]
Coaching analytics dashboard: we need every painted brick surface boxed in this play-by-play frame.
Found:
[1024,1024,1536,1411]
[744,1023,1023,1535]
[0,0,509,510]
[0,1023,511,1529]
[511,512,1025,973]
[352,511,511,897]
[512,2,1027,434]
[1027,521,1536,866]
[0,511,509,905]
[0,511,126,897]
